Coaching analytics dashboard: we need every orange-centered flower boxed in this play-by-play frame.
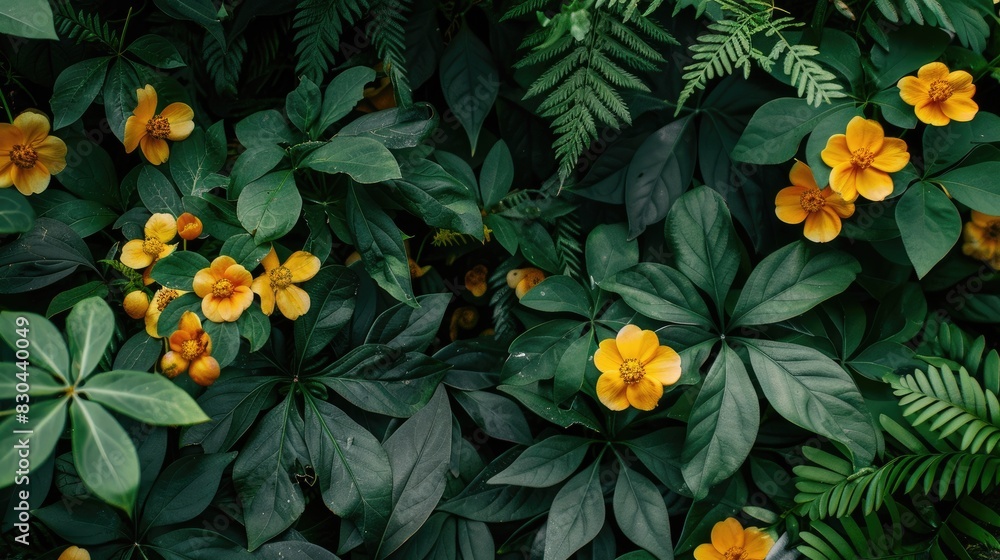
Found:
[775,161,855,243]
[120,213,178,270]
[506,268,546,299]
[962,211,1000,271]
[145,287,187,338]
[897,62,978,126]
[0,110,67,195]
[694,518,774,560]
[594,324,682,411]
[250,248,320,320]
[193,256,254,322]
[821,116,909,202]
[161,311,221,386]
[124,84,194,165]
[176,212,203,240]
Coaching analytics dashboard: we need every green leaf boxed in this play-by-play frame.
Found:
[233,396,309,550]
[151,251,211,291]
[319,350,447,417]
[452,390,532,445]
[126,34,186,68]
[732,99,854,164]
[81,370,210,425]
[170,124,229,197]
[103,59,141,143]
[112,331,161,371]
[614,464,673,560]
[0,218,96,293]
[923,121,975,175]
[294,266,357,368]
[152,0,225,48]
[625,117,696,238]
[150,528,254,559]
[286,76,322,136]
[440,448,558,522]
[0,189,34,233]
[367,293,450,353]
[303,397,391,547]
[376,387,452,559]
[66,297,114,382]
[0,0,57,39]
[479,140,514,209]
[871,88,918,130]
[235,110,296,148]
[47,282,109,320]
[140,452,236,532]
[70,398,140,514]
[155,293,202,339]
[438,23,499,154]
[300,137,402,184]
[544,461,605,560]
[180,377,281,453]
[586,223,638,285]
[50,57,111,129]
[934,162,1000,215]
[318,66,376,133]
[519,276,592,317]
[41,200,117,238]
[202,320,239,369]
[488,435,591,488]
[236,304,270,353]
[337,104,439,149]
[230,146,286,197]
[502,320,586,385]
[0,398,67,492]
[668,186,739,311]
[622,428,685,491]
[139,165,183,215]
[742,338,876,467]
[681,344,759,500]
[0,311,69,379]
[237,170,302,244]
[896,181,961,278]
[602,263,714,327]
[553,333,594,405]
[383,158,483,236]
[870,25,950,90]
[58,139,119,208]
[219,233,270,270]
[498,384,601,432]
[730,242,860,328]
[33,499,128,545]
[346,183,414,305]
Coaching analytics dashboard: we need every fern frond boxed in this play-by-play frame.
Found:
[553,210,583,280]
[293,0,370,83]
[204,35,247,96]
[489,259,521,344]
[595,0,667,22]
[866,0,990,51]
[501,0,550,21]
[53,1,120,50]
[370,0,412,107]
[917,319,1000,388]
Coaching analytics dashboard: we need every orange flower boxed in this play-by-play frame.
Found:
[58,546,90,560]
[962,211,1000,270]
[145,287,186,338]
[120,213,177,270]
[821,116,909,202]
[355,67,396,113]
[124,84,194,165]
[161,311,220,386]
[465,264,489,297]
[898,62,977,126]
[176,212,203,240]
[506,268,546,299]
[250,248,320,320]
[193,256,254,322]
[0,110,67,195]
[775,161,855,243]
[694,518,774,560]
[594,324,681,411]
[123,291,150,319]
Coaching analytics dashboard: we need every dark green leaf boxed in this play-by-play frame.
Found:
[438,23,499,153]
[180,377,281,453]
[366,293,450,352]
[935,162,1000,215]
[170,124,229,196]
[0,218,96,293]
[440,448,558,521]
[870,25,950,90]
[103,59,141,143]
[139,165,183,215]
[236,304,270,353]
[896,181,961,278]
[602,264,714,327]
[140,452,236,531]
[625,118,695,239]
[383,158,483,236]
[319,350,447,417]
[488,435,591,488]
[126,34,186,68]
[46,281,109,318]
[668,186,739,311]
[112,331,161,371]
[614,464,673,560]
[50,57,111,128]
[337,104,439,149]
[300,137,401,184]
[152,0,225,48]
[346,183,414,305]
[0,189,34,233]
[237,170,302,244]
[70,398,140,514]
[732,99,854,164]
[151,251,211,291]
[453,390,532,445]
[219,233,270,270]
[318,66,376,132]
[202,320,239,369]
[235,110,296,148]
[294,266,357,368]
[519,276,591,317]
[479,140,514,208]
[498,384,601,432]
[287,76,322,136]
[586,223,638,285]
[41,200,117,238]
[33,499,127,546]
[544,462,605,560]
[0,0,58,39]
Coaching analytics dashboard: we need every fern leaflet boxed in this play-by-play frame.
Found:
[293,0,370,83]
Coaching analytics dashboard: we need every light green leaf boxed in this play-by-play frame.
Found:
[66,297,114,382]
[71,398,140,514]
[81,370,210,425]
[0,0,57,39]
[0,311,68,380]
[0,189,35,234]
[0,398,67,491]
[300,137,401,184]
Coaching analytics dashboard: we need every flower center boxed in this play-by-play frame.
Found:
[850,148,875,169]
[212,279,234,298]
[145,115,171,139]
[155,289,179,312]
[724,547,748,560]
[180,338,205,361]
[619,358,646,385]
[986,221,1000,241]
[10,144,38,168]
[142,236,164,257]
[268,266,293,290]
[928,79,953,103]
[799,188,826,212]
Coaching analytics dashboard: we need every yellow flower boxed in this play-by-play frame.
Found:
[962,211,1000,270]
[0,110,67,195]
[775,161,855,243]
[161,311,221,386]
[506,268,546,299]
[123,290,150,319]
[145,287,186,338]
[120,213,178,270]
[821,116,909,202]
[193,256,254,322]
[408,258,431,279]
[594,324,681,411]
[176,212,203,240]
[124,84,194,165]
[58,546,91,560]
[694,518,774,560]
[356,65,396,113]
[897,62,978,126]
[465,264,489,297]
[250,248,320,320]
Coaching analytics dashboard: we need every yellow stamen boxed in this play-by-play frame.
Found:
[142,237,164,257]
[268,266,293,290]
[928,79,953,103]
[619,358,646,385]
[212,279,234,298]
[180,339,204,360]
[724,548,749,560]
[10,144,38,168]
[155,289,179,312]
[850,148,875,169]
[799,188,826,212]
[146,115,171,139]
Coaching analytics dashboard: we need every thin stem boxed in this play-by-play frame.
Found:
[0,87,13,123]
[117,6,134,55]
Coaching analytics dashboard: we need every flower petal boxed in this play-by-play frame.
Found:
[822,189,855,218]
[13,111,51,145]
[177,310,202,334]
[168,329,192,352]
[225,263,253,287]
[896,76,927,107]
[941,96,978,123]
[284,251,321,282]
[193,269,217,298]
[743,528,775,559]
[140,135,170,165]
[124,115,146,154]
[252,275,276,315]
[215,297,236,322]
[918,62,949,82]
[34,135,67,174]
[803,208,842,243]
[914,100,950,126]
[0,163,12,188]
[211,255,238,276]
[167,119,194,142]
[775,185,810,224]
[134,85,157,119]
[276,284,311,320]
[845,116,884,153]
[872,138,910,173]
[231,285,255,312]
[596,371,629,411]
[594,338,625,374]
[644,346,682,385]
[820,134,851,168]
[971,211,997,228]
[0,122,24,150]
[121,239,153,269]
[693,544,726,560]
[855,167,894,201]
[947,70,974,92]
[616,324,658,362]
[145,213,178,242]
[625,376,663,411]
[828,162,859,202]
[711,518,746,551]
[788,161,819,189]
[261,247,279,271]
[202,296,223,323]
[11,165,50,195]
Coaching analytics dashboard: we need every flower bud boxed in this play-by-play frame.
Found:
[464,264,488,297]
[189,355,221,386]
[123,291,150,319]
[58,546,91,560]
[507,268,546,298]
[176,212,203,240]
[160,351,186,379]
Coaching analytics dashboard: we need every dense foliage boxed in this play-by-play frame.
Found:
[1,0,1000,559]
